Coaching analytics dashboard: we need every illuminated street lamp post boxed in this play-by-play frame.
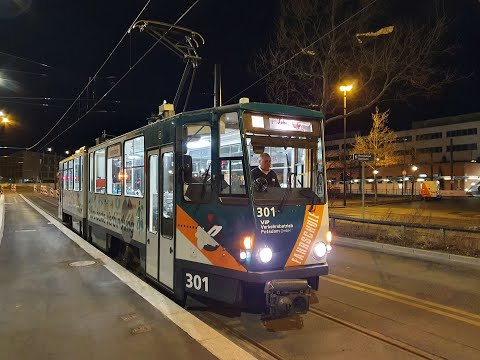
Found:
[65,150,70,155]
[411,165,418,199]
[340,84,353,206]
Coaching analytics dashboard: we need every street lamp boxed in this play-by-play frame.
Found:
[340,84,353,206]
[411,165,418,199]
[401,137,408,196]
[65,150,70,155]
[47,147,52,152]
[2,117,9,124]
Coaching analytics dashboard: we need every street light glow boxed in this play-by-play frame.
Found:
[2,117,9,123]
[411,165,418,172]
[373,169,379,175]
[47,147,52,152]
[340,85,353,92]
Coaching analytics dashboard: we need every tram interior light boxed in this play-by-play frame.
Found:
[259,247,273,263]
[252,115,264,128]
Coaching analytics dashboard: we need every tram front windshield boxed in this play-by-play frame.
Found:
[248,144,325,206]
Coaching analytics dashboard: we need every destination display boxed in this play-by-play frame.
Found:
[269,117,313,132]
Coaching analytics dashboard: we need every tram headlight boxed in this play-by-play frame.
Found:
[313,242,327,258]
[259,247,273,263]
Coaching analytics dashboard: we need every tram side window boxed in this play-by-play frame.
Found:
[68,160,74,190]
[63,162,68,190]
[94,149,106,193]
[183,124,211,203]
[107,144,122,195]
[73,157,81,191]
[124,136,144,197]
[89,153,94,192]
[161,152,174,237]
[219,112,246,196]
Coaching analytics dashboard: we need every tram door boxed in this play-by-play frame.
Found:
[146,150,160,280]
[159,146,175,289]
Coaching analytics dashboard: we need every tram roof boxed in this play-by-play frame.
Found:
[71,102,324,156]
[181,102,325,120]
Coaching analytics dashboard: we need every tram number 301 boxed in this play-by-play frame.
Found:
[185,273,209,292]
[256,207,276,218]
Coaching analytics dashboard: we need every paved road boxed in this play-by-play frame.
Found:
[25,191,480,359]
[330,198,480,228]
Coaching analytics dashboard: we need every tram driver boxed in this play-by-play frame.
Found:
[251,153,280,187]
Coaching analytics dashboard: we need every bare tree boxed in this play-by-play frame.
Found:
[353,107,398,202]
[255,0,458,123]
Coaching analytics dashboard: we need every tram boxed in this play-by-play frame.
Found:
[58,99,332,318]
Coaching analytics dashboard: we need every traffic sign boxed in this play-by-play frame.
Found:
[353,154,374,161]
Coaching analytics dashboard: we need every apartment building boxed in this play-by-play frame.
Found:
[324,112,480,190]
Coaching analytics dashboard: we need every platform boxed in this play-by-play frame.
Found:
[0,193,254,360]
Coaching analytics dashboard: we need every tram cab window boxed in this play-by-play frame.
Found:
[247,143,326,205]
[316,139,326,199]
[183,124,211,203]
[107,144,122,195]
[94,149,106,193]
[124,136,144,197]
[219,112,246,196]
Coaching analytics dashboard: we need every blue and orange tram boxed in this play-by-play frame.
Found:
[59,99,332,318]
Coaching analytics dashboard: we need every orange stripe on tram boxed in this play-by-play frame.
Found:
[285,205,324,267]
[176,205,246,272]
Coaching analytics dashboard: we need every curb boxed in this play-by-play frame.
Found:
[334,236,480,267]
[0,194,4,247]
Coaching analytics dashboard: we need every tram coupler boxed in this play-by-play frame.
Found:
[264,279,311,319]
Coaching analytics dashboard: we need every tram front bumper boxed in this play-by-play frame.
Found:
[264,279,311,318]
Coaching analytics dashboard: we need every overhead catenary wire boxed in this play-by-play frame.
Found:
[224,0,380,105]
[27,0,153,151]
[38,0,201,148]
[0,50,53,69]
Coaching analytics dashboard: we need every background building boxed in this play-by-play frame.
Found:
[325,112,480,191]
[0,150,63,183]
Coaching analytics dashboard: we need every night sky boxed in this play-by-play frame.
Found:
[0,0,479,154]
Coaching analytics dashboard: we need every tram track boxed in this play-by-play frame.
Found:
[191,303,445,360]
[308,307,444,360]
[193,311,286,360]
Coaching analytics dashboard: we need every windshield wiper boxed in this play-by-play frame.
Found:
[299,189,318,212]
[200,162,211,200]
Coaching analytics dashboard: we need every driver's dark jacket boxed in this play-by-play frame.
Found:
[251,167,280,187]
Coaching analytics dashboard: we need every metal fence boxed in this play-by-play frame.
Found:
[329,214,480,253]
